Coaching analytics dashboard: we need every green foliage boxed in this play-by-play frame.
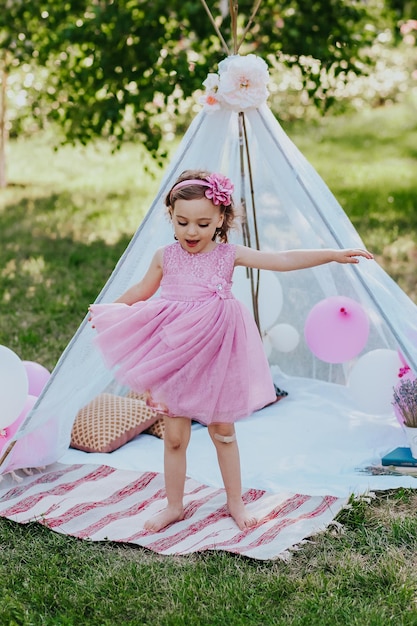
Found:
[264,0,379,110]
[0,133,162,367]
[0,0,407,159]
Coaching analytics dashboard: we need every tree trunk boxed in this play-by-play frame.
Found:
[0,59,7,189]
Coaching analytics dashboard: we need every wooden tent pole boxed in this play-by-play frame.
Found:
[236,0,263,52]
[238,112,261,331]
[229,1,239,54]
[198,0,264,334]
[199,0,230,55]
[240,112,261,328]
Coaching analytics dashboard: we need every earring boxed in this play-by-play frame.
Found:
[212,227,222,242]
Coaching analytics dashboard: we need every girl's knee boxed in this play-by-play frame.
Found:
[164,417,191,451]
[208,423,236,444]
[164,433,187,451]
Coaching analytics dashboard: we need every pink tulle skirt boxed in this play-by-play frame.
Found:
[89,293,276,425]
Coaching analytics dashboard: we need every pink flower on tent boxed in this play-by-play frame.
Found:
[217,54,269,111]
[200,55,270,113]
[200,73,222,111]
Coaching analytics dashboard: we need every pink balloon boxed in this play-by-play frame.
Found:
[0,394,37,457]
[304,296,370,363]
[1,415,58,473]
[23,361,51,397]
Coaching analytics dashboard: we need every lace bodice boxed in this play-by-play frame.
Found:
[162,242,235,285]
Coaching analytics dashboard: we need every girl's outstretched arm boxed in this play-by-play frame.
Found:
[115,248,164,304]
[234,245,373,272]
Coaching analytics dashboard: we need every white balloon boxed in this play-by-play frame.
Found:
[258,271,283,330]
[348,349,401,414]
[232,265,253,311]
[262,334,273,358]
[0,345,29,429]
[232,267,283,330]
[268,323,300,353]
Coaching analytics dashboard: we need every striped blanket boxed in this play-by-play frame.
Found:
[0,463,346,560]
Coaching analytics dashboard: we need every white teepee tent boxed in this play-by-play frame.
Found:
[1,10,417,476]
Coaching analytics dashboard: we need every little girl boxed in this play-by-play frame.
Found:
[89,169,373,532]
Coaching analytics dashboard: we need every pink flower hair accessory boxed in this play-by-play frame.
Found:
[170,173,234,206]
[204,173,234,206]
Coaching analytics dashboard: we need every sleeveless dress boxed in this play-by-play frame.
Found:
[89,242,276,425]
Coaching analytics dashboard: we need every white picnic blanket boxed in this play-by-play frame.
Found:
[0,463,345,560]
[0,373,414,560]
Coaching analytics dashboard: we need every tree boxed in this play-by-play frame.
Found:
[0,0,402,179]
[0,0,53,186]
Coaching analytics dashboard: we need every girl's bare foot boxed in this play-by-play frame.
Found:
[144,505,184,532]
[228,499,257,531]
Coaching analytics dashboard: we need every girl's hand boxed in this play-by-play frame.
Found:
[88,306,95,327]
[336,249,374,264]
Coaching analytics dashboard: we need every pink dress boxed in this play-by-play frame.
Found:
[89,242,276,425]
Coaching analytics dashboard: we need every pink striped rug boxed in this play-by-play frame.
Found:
[0,463,346,560]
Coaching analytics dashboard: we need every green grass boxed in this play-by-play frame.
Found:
[1,98,417,624]
[1,492,417,625]
[1,135,162,369]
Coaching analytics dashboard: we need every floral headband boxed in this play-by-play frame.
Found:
[170,173,234,206]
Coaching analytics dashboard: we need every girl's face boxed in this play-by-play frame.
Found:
[172,197,224,254]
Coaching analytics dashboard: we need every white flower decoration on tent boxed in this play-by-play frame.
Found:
[200,54,270,112]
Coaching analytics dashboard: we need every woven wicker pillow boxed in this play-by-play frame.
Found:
[145,418,165,440]
[70,393,159,453]
[126,391,165,440]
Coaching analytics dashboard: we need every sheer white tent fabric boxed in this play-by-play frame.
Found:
[3,88,417,473]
